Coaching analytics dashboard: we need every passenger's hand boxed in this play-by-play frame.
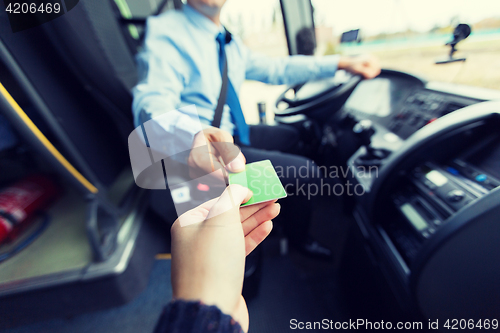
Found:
[339,54,381,79]
[171,185,280,332]
[188,127,246,181]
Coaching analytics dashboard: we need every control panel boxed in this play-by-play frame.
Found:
[341,88,478,143]
[387,92,468,140]
[387,160,499,262]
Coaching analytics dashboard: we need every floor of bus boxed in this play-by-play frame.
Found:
[0,195,403,333]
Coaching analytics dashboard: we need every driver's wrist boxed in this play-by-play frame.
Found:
[338,56,353,70]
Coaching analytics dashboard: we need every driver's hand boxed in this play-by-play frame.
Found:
[188,127,246,181]
[338,54,381,79]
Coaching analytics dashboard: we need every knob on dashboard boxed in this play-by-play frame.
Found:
[352,119,390,166]
[447,189,465,202]
[353,119,375,147]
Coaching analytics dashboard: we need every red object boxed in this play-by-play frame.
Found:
[426,117,438,125]
[197,183,210,192]
[0,175,60,244]
[0,221,10,244]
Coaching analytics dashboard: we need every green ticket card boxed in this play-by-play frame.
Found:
[228,160,287,206]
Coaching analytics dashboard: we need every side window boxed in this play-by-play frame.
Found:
[222,0,288,57]
[221,0,289,124]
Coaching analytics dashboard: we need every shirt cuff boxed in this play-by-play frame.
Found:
[316,54,341,77]
[153,300,244,333]
[142,105,204,164]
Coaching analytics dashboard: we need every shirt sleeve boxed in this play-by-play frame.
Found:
[132,16,203,161]
[243,46,340,86]
[154,300,244,333]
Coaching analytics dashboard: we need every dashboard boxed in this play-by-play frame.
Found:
[341,70,497,140]
[272,66,499,319]
[339,69,500,320]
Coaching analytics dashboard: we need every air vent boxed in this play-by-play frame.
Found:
[441,102,465,116]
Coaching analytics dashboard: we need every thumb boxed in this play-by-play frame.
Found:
[211,142,246,173]
[206,185,252,222]
[225,152,246,173]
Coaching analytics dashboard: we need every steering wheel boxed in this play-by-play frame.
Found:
[274,70,362,118]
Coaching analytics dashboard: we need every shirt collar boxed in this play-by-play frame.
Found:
[183,3,225,39]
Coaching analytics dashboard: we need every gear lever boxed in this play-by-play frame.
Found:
[353,119,375,147]
[352,120,390,165]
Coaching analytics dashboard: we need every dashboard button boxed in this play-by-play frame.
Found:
[430,102,440,111]
[446,167,460,176]
[475,174,487,182]
[447,190,465,202]
[383,132,400,143]
[461,167,476,177]
[424,180,437,190]
[410,116,421,125]
[396,112,407,120]
[390,122,401,131]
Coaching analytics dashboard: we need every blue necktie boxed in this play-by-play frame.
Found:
[216,32,250,146]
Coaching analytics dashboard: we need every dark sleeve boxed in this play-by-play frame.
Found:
[153,300,244,333]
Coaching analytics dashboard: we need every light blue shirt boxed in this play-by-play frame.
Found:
[132,4,340,153]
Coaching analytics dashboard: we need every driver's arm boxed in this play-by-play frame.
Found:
[133,17,245,177]
[243,45,380,84]
[245,50,341,85]
[133,17,207,161]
